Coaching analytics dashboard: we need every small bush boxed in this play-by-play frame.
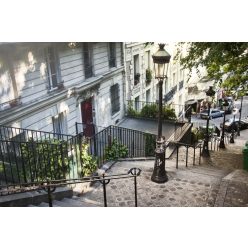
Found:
[140,104,158,118]
[105,139,128,161]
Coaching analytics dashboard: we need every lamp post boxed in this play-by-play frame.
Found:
[219,99,229,149]
[151,44,171,183]
[237,95,243,136]
[201,86,216,157]
[230,108,239,143]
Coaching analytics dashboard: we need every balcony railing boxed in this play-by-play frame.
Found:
[164,85,177,102]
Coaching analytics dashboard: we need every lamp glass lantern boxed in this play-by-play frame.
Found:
[152,44,171,80]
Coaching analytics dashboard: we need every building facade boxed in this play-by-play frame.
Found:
[124,42,157,111]
[0,42,125,136]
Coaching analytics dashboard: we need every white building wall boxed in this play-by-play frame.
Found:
[0,42,125,136]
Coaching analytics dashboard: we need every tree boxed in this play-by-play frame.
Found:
[176,42,248,96]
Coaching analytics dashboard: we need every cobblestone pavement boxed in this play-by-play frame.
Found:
[80,160,230,207]
[78,130,248,207]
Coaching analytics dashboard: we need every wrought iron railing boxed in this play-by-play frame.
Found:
[76,124,157,167]
[164,85,177,102]
[0,124,155,188]
[0,167,142,207]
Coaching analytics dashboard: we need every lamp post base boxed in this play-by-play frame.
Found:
[230,131,235,143]
[219,138,225,149]
[151,148,168,183]
[201,139,210,157]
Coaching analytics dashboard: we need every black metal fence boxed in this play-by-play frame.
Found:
[78,124,157,167]
[0,124,156,189]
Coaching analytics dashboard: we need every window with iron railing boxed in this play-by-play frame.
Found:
[83,43,93,79]
[109,43,116,68]
[134,54,140,85]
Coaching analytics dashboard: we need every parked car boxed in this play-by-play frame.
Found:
[220,118,248,132]
[200,109,225,119]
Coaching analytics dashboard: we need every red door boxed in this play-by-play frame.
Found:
[81,98,95,137]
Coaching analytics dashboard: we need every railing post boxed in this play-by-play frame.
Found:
[193,145,196,166]
[102,174,108,207]
[134,168,138,207]
[75,122,78,135]
[128,167,141,207]
[199,144,202,165]
[47,181,53,207]
[176,145,179,169]
[186,145,188,167]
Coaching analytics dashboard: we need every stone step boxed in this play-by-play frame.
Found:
[37,202,60,207]
[63,197,102,207]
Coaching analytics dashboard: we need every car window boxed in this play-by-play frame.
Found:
[201,110,208,114]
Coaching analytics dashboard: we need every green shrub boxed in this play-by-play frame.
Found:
[162,106,177,120]
[191,128,204,143]
[105,139,128,160]
[140,104,158,118]
[127,101,139,117]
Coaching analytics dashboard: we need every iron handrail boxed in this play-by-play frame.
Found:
[0,167,142,207]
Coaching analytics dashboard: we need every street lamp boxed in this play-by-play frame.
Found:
[230,108,239,143]
[151,44,171,183]
[219,99,229,149]
[201,86,216,157]
[237,95,243,136]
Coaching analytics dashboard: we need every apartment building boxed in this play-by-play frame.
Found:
[0,42,125,136]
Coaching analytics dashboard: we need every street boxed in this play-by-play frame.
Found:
[191,97,248,130]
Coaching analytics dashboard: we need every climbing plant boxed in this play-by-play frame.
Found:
[21,138,71,182]
[80,141,98,176]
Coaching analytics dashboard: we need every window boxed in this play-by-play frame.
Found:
[46,46,61,89]
[146,89,151,103]
[83,43,93,79]
[145,51,151,69]
[134,55,140,85]
[52,112,67,134]
[110,84,120,115]
[135,96,140,111]
[109,43,116,68]
[180,69,184,81]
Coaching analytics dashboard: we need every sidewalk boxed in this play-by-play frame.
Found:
[77,129,248,207]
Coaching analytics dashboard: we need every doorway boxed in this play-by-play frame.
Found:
[81,98,95,137]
